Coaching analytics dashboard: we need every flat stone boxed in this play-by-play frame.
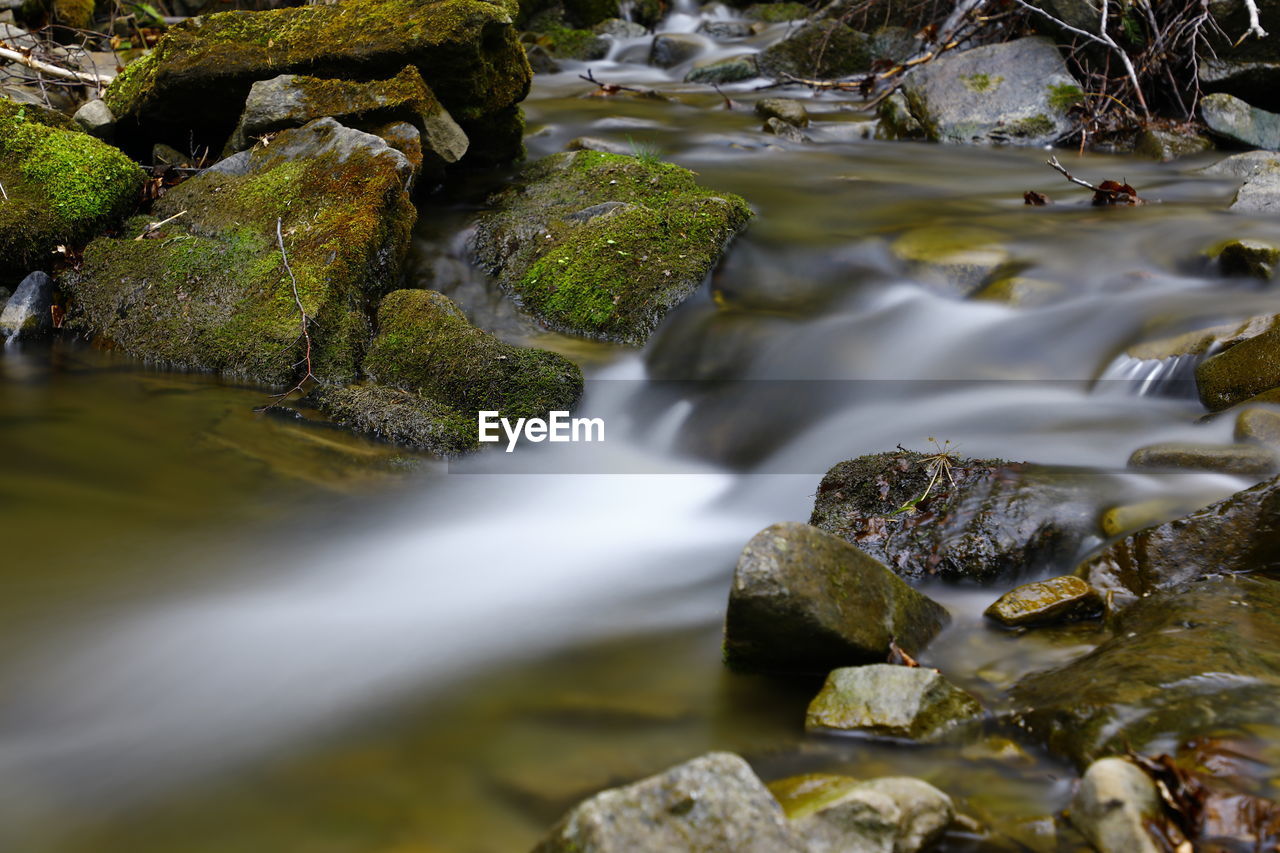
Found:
[1127,441,1277,475]
[984,576,1103,628]
[805,664,983,742]
[1070,758,1163,853]
[1202,92,1280,150]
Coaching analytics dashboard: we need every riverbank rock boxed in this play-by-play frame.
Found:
[1196,327,1280,410]
[880,38,1080,146]
[1012,575,1280,766]
[1134,126,1214,161]
[0,96,142,283]
[532,752,808,853]
[1199,0,1280,111]
[470,150,752,344]
[723,522,950,674]
[66,118,414,385]
[757,20,872,79]
[805,664,983,741]
[0,270,53,340]
[1070,758,1164,853]
[770,774,954,853]
[809,449,1097,584]
[103,0,529,164]
[984,576,1102,629]
[1127,441,1276,475]
[1075,473,1280,603]
[1201,92,1280,150]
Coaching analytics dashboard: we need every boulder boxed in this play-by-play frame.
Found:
[1217,238,1279,278]
[1201,92,1280,150]
[1075,474,1280,603]
[756,20,872,79]
[66,118,414,386]
[0,96,143,283]
[1196,327,1280,410]
[309,384,479,455]
[1200,148,1280,177]
[756,97,809,127]
[805,664,983,741]
[723,522,950,674]
[769,774,954,853]
[809,449,1098,584]
[1070,758,1164,853]
[227,66,468,180]
[983,576,1103,629]
[1231,170,1280,213]
[531,752,808,853]
[1012,575,1280,766]
[1127,441,1276,475]
[685,54,759,84]
[0,270,53,340]
[1124,312,1278,361]
[470,150,752,344]
[1133,126,1214,161]
[72,98,116,141]
[882,38,1081,146]
[649,33,706,68]
[530,26,610,61]
[1237,406,1280,448]
[102,0,529,164]
[764,117,807,142]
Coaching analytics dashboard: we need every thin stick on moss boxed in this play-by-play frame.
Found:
[257,217,316,410]
[134,209,187,240]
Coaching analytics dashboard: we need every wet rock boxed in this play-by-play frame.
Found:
[756,97,809,127]
[723,522,950,675]
[763,117,807,142]
[805,664,983,742]
[876,91,924,140]
[809,449,1098,585]
[770,774,954,853]
[984,576,1103,629]
[309,383,478,455]
[971,274,1062,307]
[532,26,610,60]
[1196,327,1280,410]
[1012,575,1280,766]
[1201,92,1280,150]
[532,751,808,853]
[685,53,758,84]
[1099,498,1184,538]
[1231,171,1280,213]
[227,66,468,181]
[1199,149,1280,178]
[699,19,753,39]
[649,33,705,68]
[1236,406,1280,448]
[593,17,646,38]
[1134,126,1214,161]
[66,118,414,385]
[0,271,52,340]
[1070,758,1164,853]
[1075,474,1280,604]
[757,20,872,79]
[102,0,529,165]
[1125,312,1278,361]
[891,225,1009,295]
[1127,441,1276,475]
[0,96,143,283]
[869,25,918,64]
[470,150,751,344]
[72,98,115,141]
[1217,238,1280,279]
[565,136,633,155]
[883,38,1080,146]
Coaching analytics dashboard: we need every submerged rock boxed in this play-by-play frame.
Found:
[103,0,529,164]
[984,576,1103,629]
[1012,575,1280,766]
[1237,406,1280,448]
[891,225,1009,295]
[809,449,1097,585]
[1075,474,1280,603]
[0,96,143,282]
[470,150,752,344]
[67,118,414,385]
[882,38,1080,146]
[805,664,983,742]
[1127,441,1276,475]
[756,20,871,79]
[1201,92,1280,150]
[1196,327,1280,410]
[756,98,809,127]
[532,752,808,853]
[0,270,53,340]
[770,774,954,853]
[1217,238,1280,279]
[723,522,950,674]
[1070,758,1164,853]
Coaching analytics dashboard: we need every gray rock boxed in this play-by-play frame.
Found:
[1199,149,1280,177]
[724,522,950,674]
[73,98,116,141]
[763,116,807,142]
[0,271,53,340]
[1231,171,1280,213]
[593,17,647,38]
[756,97,810,127]
[532,752,808,853]
[1127,441,1277,475]
[1134,126,1213,161]
[564,136,633,155]
[887,37,1081,146]
[860,777,954,852]
[869,25,918,64]
[1071,758,1163,853]
[771,773,952,853]
[757,20,871,79]
[984,576,1103,628]
[526,43,561,74]
[0,22,37,49]
[1201,92,1280,149]
[805,664,983,741]
[649,33,706,68]
[685,53,758,84]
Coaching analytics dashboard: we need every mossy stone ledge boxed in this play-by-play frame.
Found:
[470,150,753,344]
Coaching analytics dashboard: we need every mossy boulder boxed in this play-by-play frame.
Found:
[309,383,479,455]
[805,664,983,742]
[1196,327,1280,410]
[1075,473,1280,605]
[470,150,752,344]
[723,522,950,675]
[809,450,1099,585]
[66,118,415,385]
[1133,126,1214,162]
[1011,575,1280,767]
[0,96,143,283]
[984,575,1103,629]
[756,20,872,79]
[103,0,530,164]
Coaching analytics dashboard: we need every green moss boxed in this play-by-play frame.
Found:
[961,73,1002,93]
[743,2,811,22]
[310,383,479,455]
[533,25,605,59]
[52,0,93,28]
[561,0,618,27]
[1047,82,1084,112]
[1004,113,1056,139]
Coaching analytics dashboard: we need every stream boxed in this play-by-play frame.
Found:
[3,4,1279,850]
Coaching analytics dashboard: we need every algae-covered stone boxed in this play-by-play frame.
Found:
[887,38,1079,146]
[891,225,1009,295]
[66,118,414,385]
[1125,312,1278,361]
[756,20,872,79]
[743,2,811,22]
[1012,575,1280,766]
[809,449,1098,584]
[1127,441,1276,475]
[310,384,479,454]
[685,53,758,84]
[756,97,809,127]
[1201,92,1280,150]
[1133,126,1214,161]
[805,664,983,741]
[770,774,953,853]
[532,751,808,853]
[1236,406,1280,448]
[723,522,950,674]
[103,0,529,164]
[1196,327,1280,410]
[1099,498,1185,538]
[1070,758,1164,853]
[0,96,143,281]
[1075,473,1280,603]
[970,274,1063,307]
[1217,238,1280,279]
[470,150,752,344]
[984,576,1102,629]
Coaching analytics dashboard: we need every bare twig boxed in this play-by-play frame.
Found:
[1237,0,1269,44]
[134,209,187,240]
[578,68,646,94]
[0,180,7,201]
[0,45,107,91]
[1046,155,1103,192]
[257,217,316,410]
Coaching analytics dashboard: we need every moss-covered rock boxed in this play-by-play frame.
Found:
[770,775,953,853]
[756,19,871,79]
[66,118,415,385]
[1126,440,1277,475]
[984,575,1103,629]
[1236,406,1280,449]
[1133,126,1214,162]
[470,150,752,344]
[684,53,759,84]
[743,2,810,22]
[103,0,530,164]
[805,664,983,741]
[525,24,609,60]
[309,383,479,455]
[1196,327,1280,410]
[0,96,143,282]
[1215,237,1280,279]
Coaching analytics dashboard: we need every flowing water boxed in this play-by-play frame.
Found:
[3,6,1280,851]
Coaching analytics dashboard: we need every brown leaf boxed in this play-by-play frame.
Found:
[1024,190,1051,206]
[1092,179,1145,206]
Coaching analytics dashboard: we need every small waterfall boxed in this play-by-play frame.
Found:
[1094,352,1204,399]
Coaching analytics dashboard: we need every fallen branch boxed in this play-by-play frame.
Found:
[256,218,316,410]
[134,209,187,240]
[1046,154,1101,192]
[578,68,647,94]
[0,45,105,91]
[1045,155,1144,205]
[1237,0,1269,44]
